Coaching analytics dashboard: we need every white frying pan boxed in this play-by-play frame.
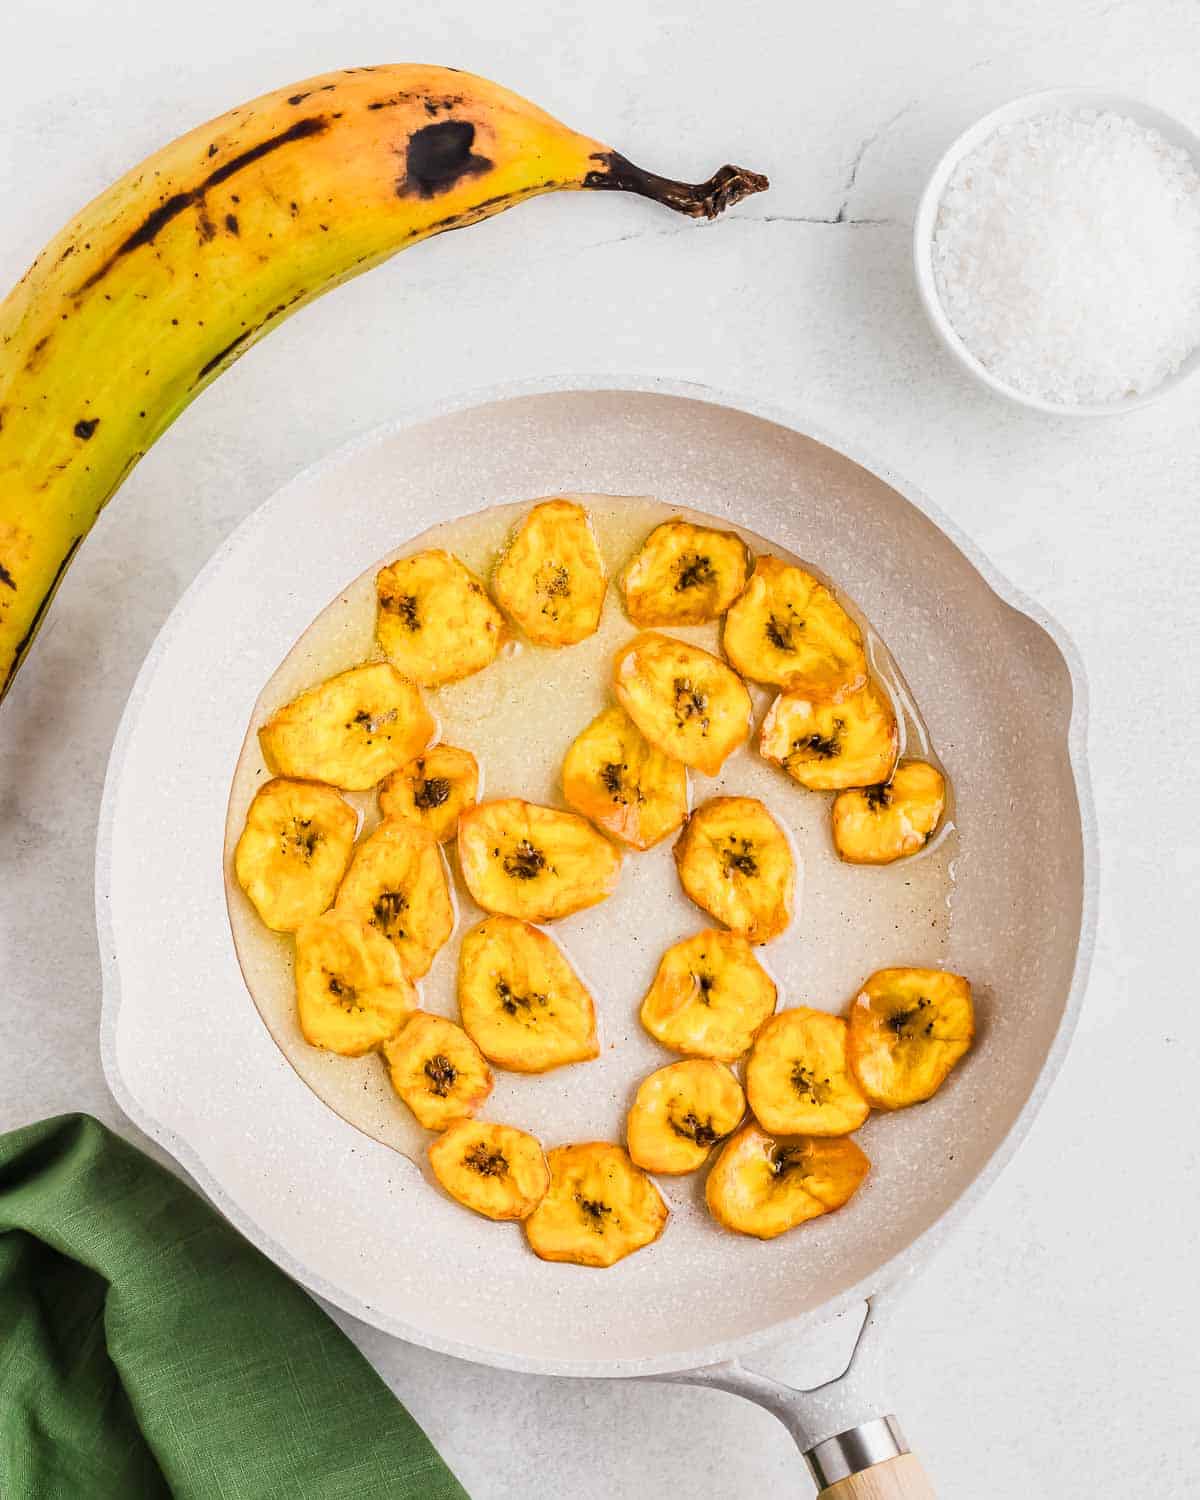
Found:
[97,379,1095,1498]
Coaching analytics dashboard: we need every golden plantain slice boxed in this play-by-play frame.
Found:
[492,499,606,647]
[831,760,946,864]
[846,967,973,1109]
[457,798,621,922]
[745,1008,870,1136]
[234,777,358,932]
[259,663,435,791]
[674,796,795,944]
[620,519,751,627]
[639,929,777,1061]
[429,1119,550,1221]
[723,556,868,698]
[759,679,898,792]
[524,1142,668,1267]
[334,817,454,979]
[293,911,417,1056]
[376,549,506,686]
[458,915,599,1072]
[561,704,689,851]
[613,631,752,776]
[705,1124,870,1240]
[626,1060,745,1174]
[379,744,479,843]
[382,1012,493,1131]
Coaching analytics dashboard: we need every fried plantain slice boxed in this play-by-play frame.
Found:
[334,818,454,979]
[429,1119,550,1221]
[379,744,479,843]
[759,679,898,792]
[376,549,506,686]
[674,797,795,943]
[846,967,974,1110]
[492,499,607,647]
[382,1012,493,1130]
[234,777,358,932]
[561,705,689,851]
[831,760,946,864]
[293,911,417,1056]
[723,556,868,698]
[458,915,599,1072]
[613,632,752,776]
[745,1008,870,1137]
[626,1060,745,1175]
[620,519,751,627]
[259,663,435,791]
[524,1142,668,1267]
[705,1124,870,1240]
[639,930,776,1061]
[457,798,621,922]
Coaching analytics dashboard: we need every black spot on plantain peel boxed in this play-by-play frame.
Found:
[400,120,492,198]
[585,153,769,219]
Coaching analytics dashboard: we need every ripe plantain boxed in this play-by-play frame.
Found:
[745,1007,870,1137]
[620,519,751,627]
[376,551,506,686]
[723,556,868,698]
[639,928,777,1060]
[334,816,455,979]
[382,1012,493,1130]
[293,911,417,1055]
[674,796,796,943]
[613,631,752,776]
[625,1060,745,1174]
[428,1119,550,1221]
[492,499,606,646]
[457,797,621,922]
[379,744,479,843]
[846,967,974,1109]
[831,759,946,864]
[523,1142,668,1267]
[561,703,689,851]
[0,65,767,701]
[759,679,898,792]
[705,1124,870,1240]
[234,776,358,932]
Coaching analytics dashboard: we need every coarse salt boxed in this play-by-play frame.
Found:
[932,108,1200,405]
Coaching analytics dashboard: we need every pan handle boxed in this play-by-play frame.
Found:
[807,1420,936,1497]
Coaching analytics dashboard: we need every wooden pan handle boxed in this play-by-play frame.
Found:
[818,1452,936,1499]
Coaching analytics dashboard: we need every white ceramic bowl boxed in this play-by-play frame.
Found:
[913,87,1200,415]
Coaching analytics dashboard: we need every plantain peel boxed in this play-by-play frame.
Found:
[674,796,795,943]
[379,744,479,843]
[376,549,506,686]
[723,556,867,698]
[561,704,688,851]
[382,1012,493,1130]
[746,1008,870,1136]
[760,679,898,792]
[524,1143,668,1267]
[613,631,752,776]
[458,797,621,922]
[429,1119,550,1221]
[705,1124,870,1240]
[334,817,454,979]
[832,759,946,864]
[294,911,417,1055]
[639,929,776,1060]
[259,663,435,791]
[626,1060,745,1174]
[847,967,973,1110]
[620,519,751,627]
[234,777,357,932]
[492,499,606,646]
[458,915,598,1072]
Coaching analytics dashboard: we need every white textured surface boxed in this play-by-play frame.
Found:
[1,2,1197,1496]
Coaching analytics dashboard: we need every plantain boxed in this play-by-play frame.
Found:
[0,64,767,701]
[376,551,506,686]
[620,519,751,627]
[234,776,358,932]
[759,679,898,792]
[334,816,455,979]
[705,1124,870,1240]
[523,1142,668,1267]
[492,499,606,646]
[831,759,946,864]
[723,556,867,698]
[382,1011,493,1130]
[561,703,689,851]
[625,1060,745,1175]
[379,744,479,843]
[293,911,417,1055]
[745,1007,870,1137]
[428,1119,550,1221]
[674,796,796,943]
[639,928,777,1061]
[613,631,752,775]
[457,797,621,922]
[846,967,974,1109]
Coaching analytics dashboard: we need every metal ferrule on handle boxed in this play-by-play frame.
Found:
[806,1416,910,1488]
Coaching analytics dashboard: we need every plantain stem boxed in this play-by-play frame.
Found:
[585,153,769,220]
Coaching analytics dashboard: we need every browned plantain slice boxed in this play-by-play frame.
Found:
[561,704,688,851]
[382,1012,493,1130]
[705,1124,870,1239]
[492,499,606,647]
[234,777,358,932]
[376,549,506,686]
[458,915,598,1072]
[639,929,776,1060]
[613,631,752,776]
[428,1119,550,1221]
[259,663,435,791]
[846,967,973,1109]
[293,911,417,1055]
[620,519,751,627]
[745,1008,870,1136]
[674,797,795,943]
[334,817,454,979]
[723,556,868,698]
[831,760,945,864]
[457,798,621,922]
[759,679,898,791]
[379,744,479,843]
[524,1142,668,1267]
[626,1060,745,1174]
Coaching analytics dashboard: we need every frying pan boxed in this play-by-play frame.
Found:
[97,378,1095,1497]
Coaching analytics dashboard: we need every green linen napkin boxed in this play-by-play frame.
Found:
[0,1113,469,1499]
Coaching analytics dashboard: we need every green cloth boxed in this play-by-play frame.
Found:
[0,1114,469,1499]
